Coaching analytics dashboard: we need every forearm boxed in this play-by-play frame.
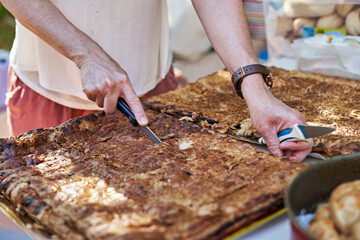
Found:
[191,0,267,100]
[1,0,104,67]
[191,0,258,72]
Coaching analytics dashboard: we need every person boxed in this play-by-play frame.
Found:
[1,0,313,161]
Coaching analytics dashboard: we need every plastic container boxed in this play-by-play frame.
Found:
[293,35,360,80]
[261,0,360,61]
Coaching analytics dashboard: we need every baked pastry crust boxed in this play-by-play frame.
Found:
[0,109,308,239]
[145,67,360,156]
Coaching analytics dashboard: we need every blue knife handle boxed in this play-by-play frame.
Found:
[278,129,298,143]
[258,129,294,144]
[258,124,307,144]
[116,97,138,127]
[277,129,292,137]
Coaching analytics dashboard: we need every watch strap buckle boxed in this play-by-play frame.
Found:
[231,64,273,98]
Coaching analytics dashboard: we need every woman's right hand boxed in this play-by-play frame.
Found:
[78,56,148,126]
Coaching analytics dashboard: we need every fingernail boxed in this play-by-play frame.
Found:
[140,117,148,125]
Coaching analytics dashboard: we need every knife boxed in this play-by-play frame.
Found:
[258,124,335,144]
[116,97,162,144]
[228,135,327,160]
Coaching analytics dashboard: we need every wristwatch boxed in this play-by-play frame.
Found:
[231,64,273,98]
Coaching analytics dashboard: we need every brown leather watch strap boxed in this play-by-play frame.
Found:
[231,64,273,98]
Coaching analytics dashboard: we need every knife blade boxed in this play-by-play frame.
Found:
[298,125,335,138]
[229,135,263,145]
[138,126,162,144]
[228,135,327,160]
[116,97,162,144]
[258,124,335,144]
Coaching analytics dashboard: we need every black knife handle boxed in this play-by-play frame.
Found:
[116,97,138,127]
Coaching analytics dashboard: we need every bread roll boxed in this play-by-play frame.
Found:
[346,9,360,35]
[331,181,360,198]
[283,1,335,18]
[308,203,343,240]
[313,203,331,220]
[329,181,360,235]
[316,13,344,29]
[308,212,343,240]
[275,16,293,36]
[352,220,360,240]
[336,4,355,17]
[293,18,316,37]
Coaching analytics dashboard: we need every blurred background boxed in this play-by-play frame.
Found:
[0,4,14,51]
[0,3,13,138]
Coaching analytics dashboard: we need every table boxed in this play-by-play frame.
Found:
[234,212,291,240]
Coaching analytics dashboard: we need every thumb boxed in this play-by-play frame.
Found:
[264,131,283,157]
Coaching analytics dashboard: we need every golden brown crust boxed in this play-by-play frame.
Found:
[145,67,360,156]
[329,181,360,235]
[309,181,360,240]
[308,218,343,240]
[0,109,308,240]
[308,204,343,240]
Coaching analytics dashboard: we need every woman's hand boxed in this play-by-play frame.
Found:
[77,55,148,126]
[243,74,314,161]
